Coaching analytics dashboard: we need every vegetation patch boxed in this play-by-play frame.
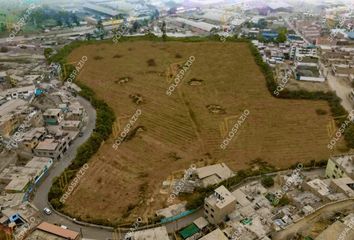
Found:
[47,35,345,225]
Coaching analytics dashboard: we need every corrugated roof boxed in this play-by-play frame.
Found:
[179,223,200,239]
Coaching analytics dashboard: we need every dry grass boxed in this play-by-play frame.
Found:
[64,41,340,223]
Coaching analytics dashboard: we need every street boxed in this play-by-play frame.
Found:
[32,96,114,240]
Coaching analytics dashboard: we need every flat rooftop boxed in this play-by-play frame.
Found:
[5,176,31,192]
[200,228,228,240]
[331,155,354,176]
[35,139,59,151]
[307,179,331,196]
[196,163,234,180]
[43,108,62,116]
[25,157,52,169]
[206,185,236,209]
[0,99,27,119]
[83,3,119,16]
[173,17,218,32]
[331,177,354,197]
[126,226,169,240]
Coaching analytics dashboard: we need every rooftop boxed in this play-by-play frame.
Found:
[232,189,251,207]
[25,157,52,170]
[331,155,354,176]
[331,177,354,197]
[43,108,62,116]
[22,127,46,141]
[0,99,27,120]
[196,163,234,182]
[126,226,169,240]
[193,217,209,230]
[36,222,79,240]
[4,176,31,192]
[199,228,228,240]
[83,3,119,16]
[307,179,331,196]
[206,185,236,209]
[35,139,59,151]
[173,17,218,32]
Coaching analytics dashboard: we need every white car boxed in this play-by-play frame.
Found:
[60,225,68,229]
[43,207,52,215]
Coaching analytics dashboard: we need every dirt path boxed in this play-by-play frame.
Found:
[321,63,353,113]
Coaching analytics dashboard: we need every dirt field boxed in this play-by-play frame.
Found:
[64,41,341,223]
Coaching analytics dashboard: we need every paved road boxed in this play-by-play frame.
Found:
[284,18,311,45]
[32,96,114,240]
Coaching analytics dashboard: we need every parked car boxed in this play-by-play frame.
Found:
[78,132,84,137]
[43,207,52,215]
[60,225,68,229]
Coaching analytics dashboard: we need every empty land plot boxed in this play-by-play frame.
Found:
[64,41,340,223]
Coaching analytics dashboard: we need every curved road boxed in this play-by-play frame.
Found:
[273,198,354,240]
[32,96,113,239]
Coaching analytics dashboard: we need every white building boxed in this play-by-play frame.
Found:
[204,185,236,224]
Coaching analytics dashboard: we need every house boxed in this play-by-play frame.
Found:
[194,163,234,187]
[0,157,52,193]
[33,136,70,160]
[24,157,53,185]
[326,155,354,179]
[61,120,81,131]
[330,177,354,197]
[193,217,209,231]
[29,222,81,240]
[332,64,354,79]
[2,85,35,99]
[125,226,169,240]
[43,108,64,125]
[0,99,28,137]
[199,228,228,240]
[303,178,331,201]
[20,127,46,151]
[0,71,7,82]
[204,185,236,224]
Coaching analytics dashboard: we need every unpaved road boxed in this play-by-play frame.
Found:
[321,63,353,113]
[272,198,354,240]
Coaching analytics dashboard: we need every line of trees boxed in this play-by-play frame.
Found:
[48,42,115,213]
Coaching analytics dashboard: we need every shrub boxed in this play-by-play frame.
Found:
[44,48,53,59]
[186,193,205,210]
[147,58,156,66]
[315,108,327,115]
[93,56,103,60]
[261,175,274,188]
[0,46,8,52]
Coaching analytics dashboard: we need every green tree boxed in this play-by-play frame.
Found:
[44,48,53,59]
[0,46,8,53]
[261,175,274,188]
[257,18,267,29]
[277,28,288,43]
[161,20,167,40]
